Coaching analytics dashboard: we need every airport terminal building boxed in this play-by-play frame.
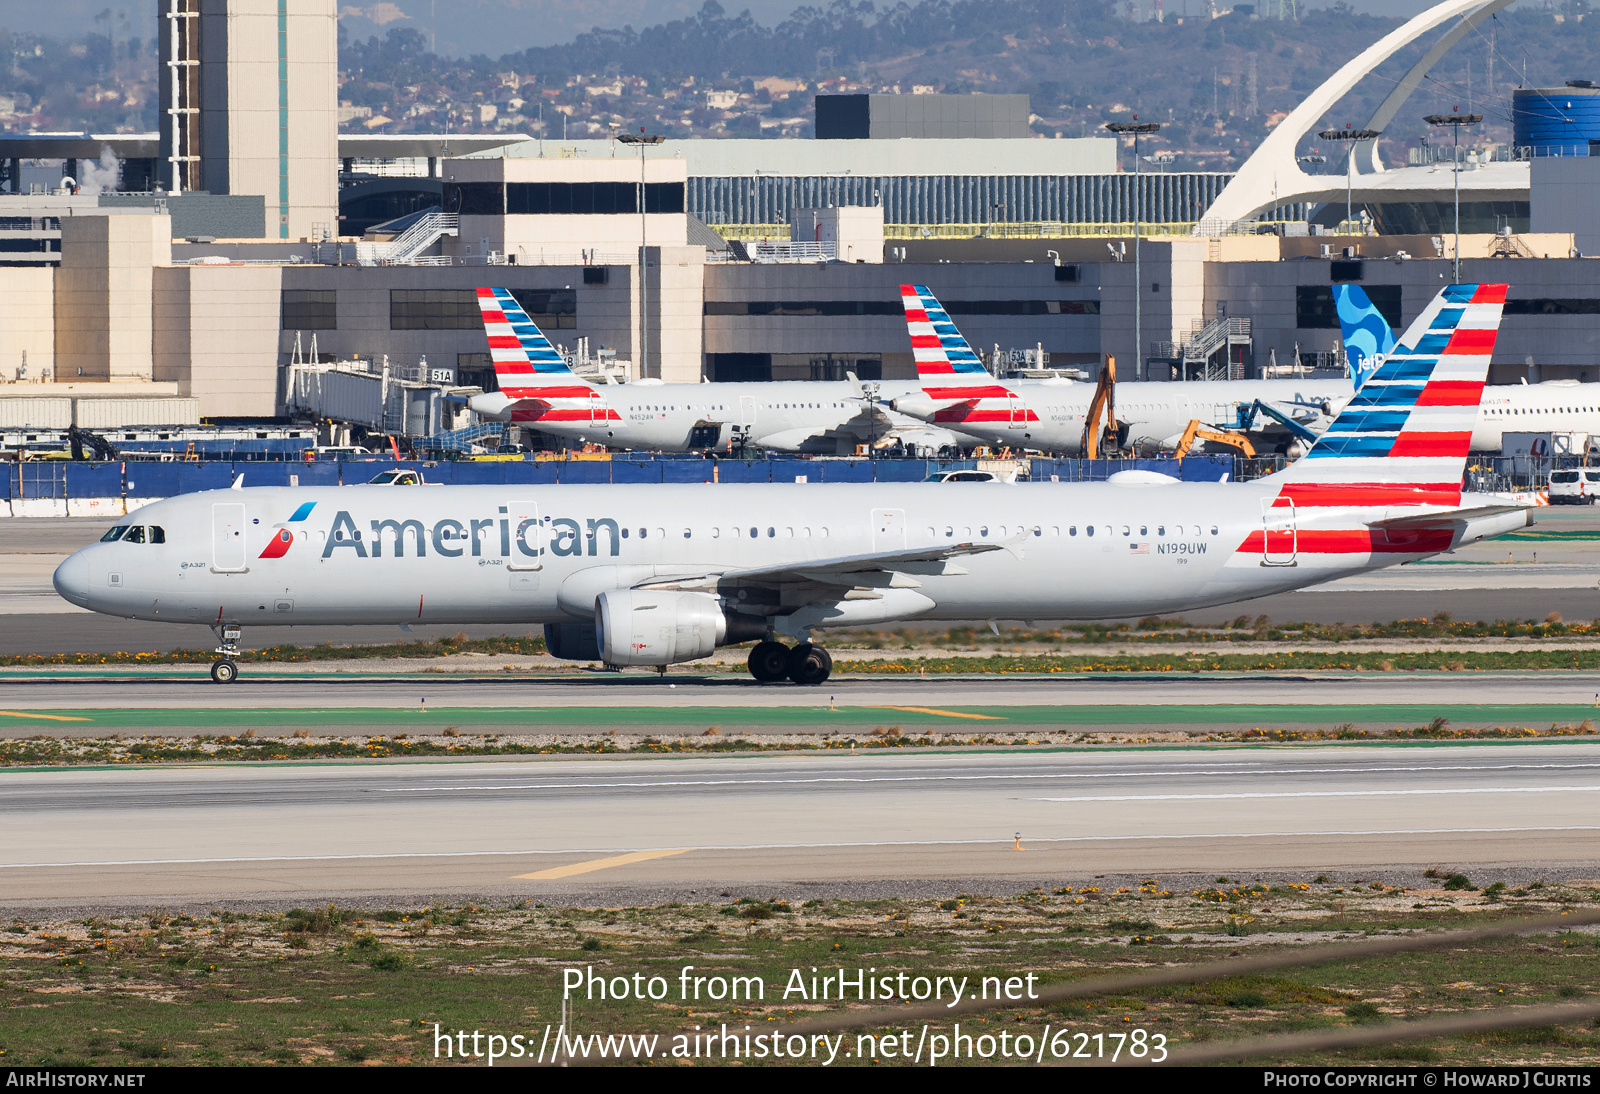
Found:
[3,0,1600,434]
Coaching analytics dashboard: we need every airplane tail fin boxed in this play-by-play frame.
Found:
[900,284,1016,401]
[476,287,597,401]
[1275,282,1506,504]
[1333,283,1398,391]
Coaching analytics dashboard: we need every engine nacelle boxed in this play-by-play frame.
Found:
[595,589,726,666]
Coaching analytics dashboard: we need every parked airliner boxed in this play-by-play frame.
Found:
[55,283,1528,687]
[891,284,1348,454]
[465,287,972,455]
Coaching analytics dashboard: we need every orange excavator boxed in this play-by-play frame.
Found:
[1172,419,1257,459]
[1080,356,1125,459]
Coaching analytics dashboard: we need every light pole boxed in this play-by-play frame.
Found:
[619,131,664,378]
[1316,126,1381,234]
[1424,112,1481,283]
[1106,120,1160,381]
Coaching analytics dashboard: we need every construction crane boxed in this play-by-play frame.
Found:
[1173,419,1257,460]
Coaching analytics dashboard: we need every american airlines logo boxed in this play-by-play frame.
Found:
[258,502,318,559]
[313,509,622,561]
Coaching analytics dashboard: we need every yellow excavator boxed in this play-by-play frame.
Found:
[1172,419,1257,459]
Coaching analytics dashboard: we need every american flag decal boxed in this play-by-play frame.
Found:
[1130,542,1149,555]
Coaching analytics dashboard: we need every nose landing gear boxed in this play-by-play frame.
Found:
[210,623,242,684]
[745,640,833,685]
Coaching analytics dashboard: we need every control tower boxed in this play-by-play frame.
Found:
[158,0,338,240]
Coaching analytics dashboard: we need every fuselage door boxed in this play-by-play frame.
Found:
[872,508,907,552]
[507,500,543,572]
[212,503,247,572]
[739,395,756,427]
[1008,394,1028,428]
[1260,497,1297,567]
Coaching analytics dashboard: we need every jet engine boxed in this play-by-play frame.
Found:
[595,589,727,667]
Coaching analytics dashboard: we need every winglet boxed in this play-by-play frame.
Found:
[231,474,244,490]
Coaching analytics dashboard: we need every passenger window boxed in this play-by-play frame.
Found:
[655,528,665,539]
[944,527,954,538]
[1121,525,1130,537]
[1157,525,1166,536]
[1033,526,1042,537]
[1069,526,1077,536]
[150,526,166,544]
[124,526,146,544]
[1211,526,1219,535]
[639,528,648,539]
[711,527,720,539]
[980,526,989,537]
[1086,526,1095,538]
[683,528,692,539]
[750,527,758,538]
[819,527,828,537]
[100,526,128,542]
[783,527,793,537]
[767,527,775,538]
[1139,526,1147,536]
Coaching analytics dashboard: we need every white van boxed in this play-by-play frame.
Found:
[1547,468,1600,504]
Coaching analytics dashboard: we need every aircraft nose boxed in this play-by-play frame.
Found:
[52,551,91,608]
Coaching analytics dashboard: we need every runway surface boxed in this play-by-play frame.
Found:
[4,670,1600,734]
[4,741,1597,907]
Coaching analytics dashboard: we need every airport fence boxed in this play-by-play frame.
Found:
[0,454,1235,516]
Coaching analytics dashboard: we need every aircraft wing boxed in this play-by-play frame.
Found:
[635,541,1005,594]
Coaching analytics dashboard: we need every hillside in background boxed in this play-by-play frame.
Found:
[5,2,1600,175]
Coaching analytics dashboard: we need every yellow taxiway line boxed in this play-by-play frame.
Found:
[873,706,1005,721]
[513,848,690,880]
[0,710,92,722]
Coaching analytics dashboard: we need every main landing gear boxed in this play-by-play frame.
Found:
[210,623,242,684]
[746,640,832,686]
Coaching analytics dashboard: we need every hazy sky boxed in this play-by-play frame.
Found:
[0,1,1528,57]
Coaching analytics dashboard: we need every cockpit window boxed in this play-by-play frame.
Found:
[124,526,147,544]
[100,526,128,542]
[149,526,166,544]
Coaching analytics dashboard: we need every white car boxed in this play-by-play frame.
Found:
[1547,469,1600,504]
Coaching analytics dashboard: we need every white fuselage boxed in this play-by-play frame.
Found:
[899,377,1600,455]
[474,379,975,454]
[54,481,1527,633]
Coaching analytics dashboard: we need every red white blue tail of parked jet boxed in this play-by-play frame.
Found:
[899,283,1039,427]
[467,287,619,425]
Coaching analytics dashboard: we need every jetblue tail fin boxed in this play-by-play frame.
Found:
[1280,282,1505,499]
[475,287,596,401]
[1333,283,1398,391]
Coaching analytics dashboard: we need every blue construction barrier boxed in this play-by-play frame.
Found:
[8,453,1240,501]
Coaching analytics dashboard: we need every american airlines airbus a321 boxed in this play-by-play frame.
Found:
[54,283,1528,686]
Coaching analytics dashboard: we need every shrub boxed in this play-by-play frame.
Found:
[368,951,407,971]
[1442,874,1475,891]
[1344,1001,1383,1024]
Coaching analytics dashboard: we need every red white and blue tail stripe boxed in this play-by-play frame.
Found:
[900,283,1039,425]
[1281,281,1506,502]
[475,286,618,423]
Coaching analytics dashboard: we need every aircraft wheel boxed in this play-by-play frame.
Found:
[210,659,238,684]
[747,641,791,683]
[786,643,832,686]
